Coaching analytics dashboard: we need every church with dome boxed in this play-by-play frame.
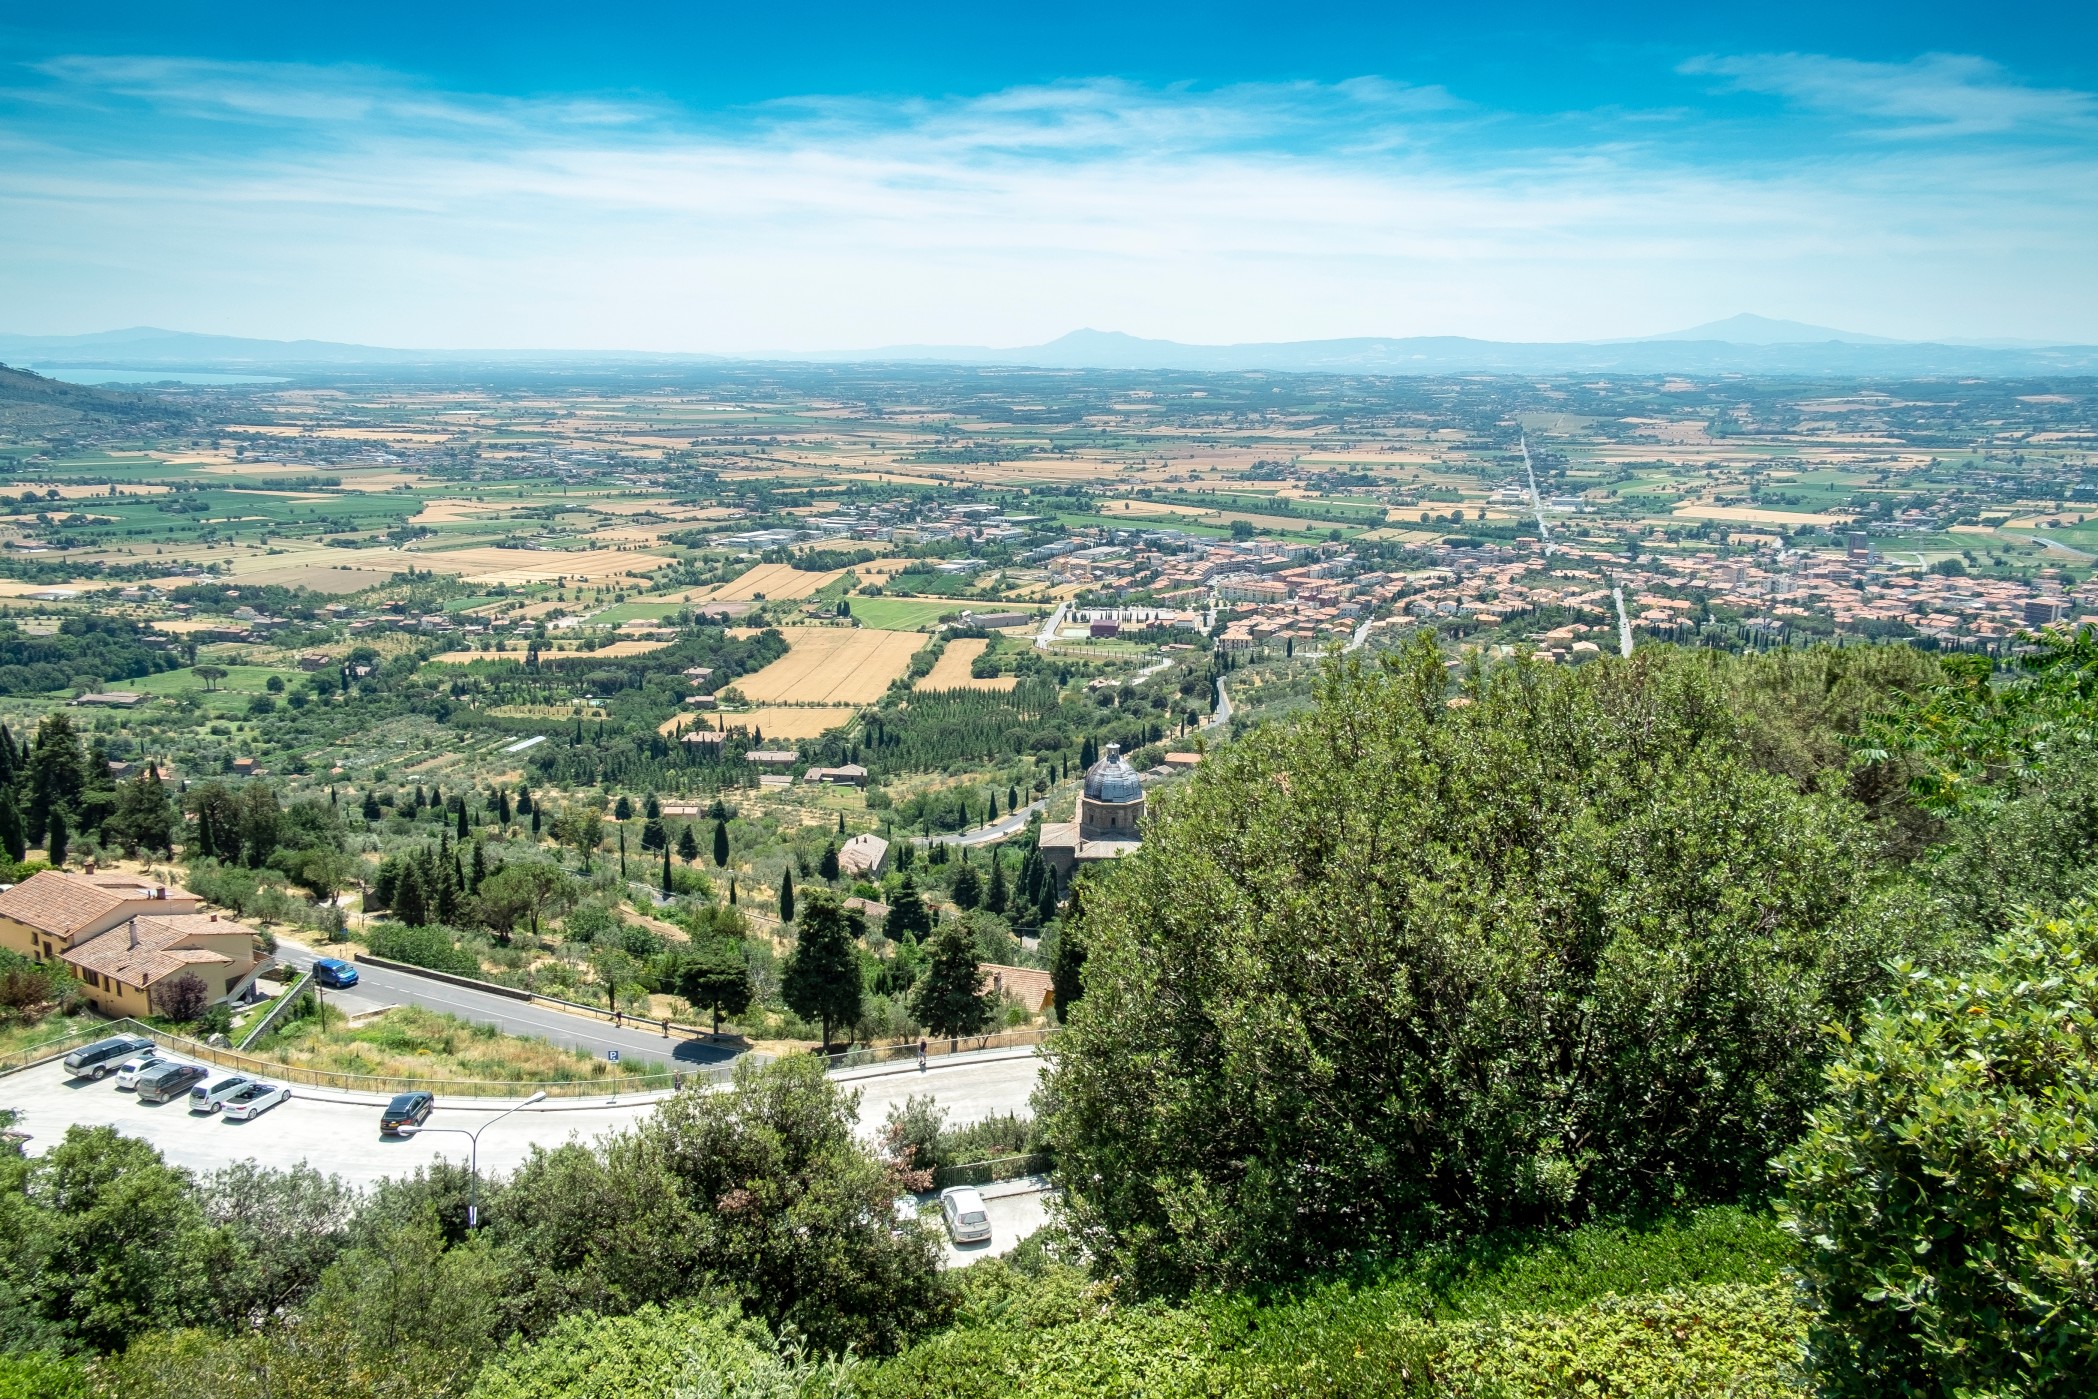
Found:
[1038,742,1146,891]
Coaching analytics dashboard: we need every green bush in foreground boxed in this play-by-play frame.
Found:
[469,1301,857,1399]
[1777,905,2098,1398]
[1045,644,1939,1291]
[858,1208,1803,1399]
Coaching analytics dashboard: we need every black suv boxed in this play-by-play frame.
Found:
[63,1035,154,1080]
[379,1092,434,1136]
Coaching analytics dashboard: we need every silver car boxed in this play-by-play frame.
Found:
[220,1081,290,1121]
[938,1186,992,1245]
[113,1050,168,1089]
[188,1075,254,1114]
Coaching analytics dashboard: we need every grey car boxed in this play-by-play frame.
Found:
[135,1062,209,1104]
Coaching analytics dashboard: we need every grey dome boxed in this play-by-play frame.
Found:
[1083,743,1144,804]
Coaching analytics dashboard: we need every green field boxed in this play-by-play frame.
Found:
[847,597,975,630]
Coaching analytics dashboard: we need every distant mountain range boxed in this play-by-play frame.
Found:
[4,317,2095,379]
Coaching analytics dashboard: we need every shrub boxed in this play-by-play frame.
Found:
[365,925,482,979]
[1777,904,2098,1398]
[467,1301,857,1399]
[1044,642,1937,1292]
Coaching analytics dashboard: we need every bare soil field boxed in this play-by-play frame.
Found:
[700,561,846,602]
[535,639,671,661]
[240,563,408,592]
[733,627,926,704]
[409,546,671,584]
[916,638,1019,692]
[1672,504,1856,526]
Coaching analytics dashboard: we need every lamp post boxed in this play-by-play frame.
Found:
[401,1090,547,1228]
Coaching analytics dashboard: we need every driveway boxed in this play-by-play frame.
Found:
[275,937,739,1070]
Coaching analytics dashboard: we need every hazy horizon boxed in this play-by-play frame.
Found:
[4,3,2096,352]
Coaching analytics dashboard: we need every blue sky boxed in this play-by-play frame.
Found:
[3,2,2096,350]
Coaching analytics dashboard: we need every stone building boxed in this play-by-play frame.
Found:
[1038,743,1145,891]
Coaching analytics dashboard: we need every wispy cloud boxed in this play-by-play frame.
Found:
[0,52,2093,348]
[1682,52,2098,139]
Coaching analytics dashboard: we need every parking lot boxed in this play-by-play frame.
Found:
[2,1047,1051,1259]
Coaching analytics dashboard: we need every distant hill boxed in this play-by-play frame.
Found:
[1618,313,1906,345]
[0,362,199,436]
[6,321,2095,380]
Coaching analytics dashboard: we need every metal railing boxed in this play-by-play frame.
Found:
[236,969,312,1050]
[823,1027,1052,1072]
[0,1017,731,1100]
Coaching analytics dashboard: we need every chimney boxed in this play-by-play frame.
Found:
[209,913,218,922]
[84,858,97,875]
[128,918,138,949]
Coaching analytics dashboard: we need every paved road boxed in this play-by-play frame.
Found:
[275,937,740,1070]
[2,1048,1047,1189]
[1203,677,1233,730]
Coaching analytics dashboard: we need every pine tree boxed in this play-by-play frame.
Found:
[911,921,992,1038]
[887,874,931,942]
[677,824,700,863]
[362,789,381,821]
[712,818,729,868]
[820,841,840,883]
[516,786,533,816]
[781,890,862,1050]
[615,795,633,820]
[778,868,796,922]
[951,863,983,911]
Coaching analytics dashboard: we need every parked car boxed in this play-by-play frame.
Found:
[189,1075,254,1114]
[938,1186,993,1245]
[221,1081,291,1121]
[135,1062,209,1104]
[313,958,358,989]
[63,1035,153,1080]
[380,1092,434,1136]
[113,1049,169,1089]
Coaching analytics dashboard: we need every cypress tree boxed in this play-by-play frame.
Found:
[986,852,1008,914]
[662,842,673,895]
[729,876,737,906]
[44,807,67,867]
[0,790,23,863]
[469,839,486,893]
[778,868,796,922]
[498,789,513,823]
[951,863,983,911]
[456,804,468,839]
[677,824,700,863]
[820,841,840,883]
[712,818,729,868]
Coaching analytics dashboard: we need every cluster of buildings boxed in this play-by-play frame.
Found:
[0,868,265,1020]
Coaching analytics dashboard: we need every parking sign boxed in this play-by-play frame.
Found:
[607,1049,620,1063]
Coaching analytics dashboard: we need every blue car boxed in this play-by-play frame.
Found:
[313,958,359,989]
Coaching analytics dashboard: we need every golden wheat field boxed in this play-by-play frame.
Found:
[915,637,1018,691]
[733,626,926,704]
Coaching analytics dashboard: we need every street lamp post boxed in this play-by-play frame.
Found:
[402,1090,547,1228]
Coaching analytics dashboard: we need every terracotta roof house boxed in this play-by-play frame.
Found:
[981,963,1054,1014]
[0,869,203,964]
[63,912,263,1018]
[837,833,889,878]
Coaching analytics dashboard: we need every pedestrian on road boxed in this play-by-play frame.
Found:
[917,1037,927,1072]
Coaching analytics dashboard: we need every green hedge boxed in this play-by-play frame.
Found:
[1777,904,2098,1398]
[364,924,482,979]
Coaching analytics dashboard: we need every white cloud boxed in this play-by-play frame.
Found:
[0,54,2093,347]
[1682,52,2098,138]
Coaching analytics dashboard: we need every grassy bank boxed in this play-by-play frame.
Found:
[246,1002,664,1084]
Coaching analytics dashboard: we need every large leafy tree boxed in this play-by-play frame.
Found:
[675,940,755,1034]
[1042,640,1940,1293]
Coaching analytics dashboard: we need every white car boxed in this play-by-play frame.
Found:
[220,1081,291,1121]
[938,1186,992,1245]
[113,1050,169,1090]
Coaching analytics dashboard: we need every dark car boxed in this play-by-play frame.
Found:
[380,1092,433,1136]
[313,958,358,989]
[136,1062,210,1104]
[62,1035,154,1080]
